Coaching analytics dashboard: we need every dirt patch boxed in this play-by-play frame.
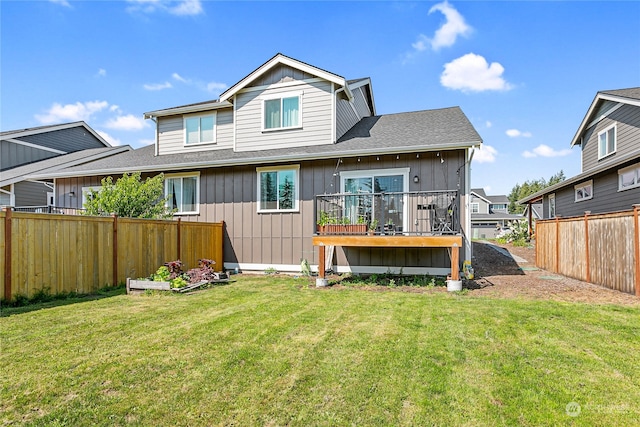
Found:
[468,241,639,305]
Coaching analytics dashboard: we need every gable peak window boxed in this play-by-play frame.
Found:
[597,124,616,159]
[184,113,216,145]
[263,93,301,131]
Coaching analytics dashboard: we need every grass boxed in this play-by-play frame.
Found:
[1,276,639,426]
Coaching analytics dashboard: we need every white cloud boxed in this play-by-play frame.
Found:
[96,68,107,77]
[126,0,203,16]
[105,114,148,131]
[485,121,492,128]
[35,100,109,124]
[440,53,513,93]
[474,144,497,163]
[483,185,492,193]
[522,144,572,158]
[427,1,472,50]
[172,72,188,83]
[97,131,122,147]
[206,81,228,94]
[506,129,532,138]
[143,81,173,91]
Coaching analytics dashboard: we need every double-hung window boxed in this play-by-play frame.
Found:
[619,163,640,191]
[470,203,479,213]
[263,93,301,130]
[184,113,216,145]
[165,173,199,214]
[598,124,616,159]
[257,165,299,212]
[574,180,593,202]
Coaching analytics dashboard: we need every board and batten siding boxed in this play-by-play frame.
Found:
[234,79,333,152]
[157,109,234,155]
[581,103,640,172]
[1,140,60,171]
[14,181,50,207]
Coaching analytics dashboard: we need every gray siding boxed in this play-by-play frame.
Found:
[157,108,234,155]
[1,140,59,171]
[581,103,640,172]
[470,194,490,214]
[336,86,372,140]
[55,150,469,273]
[14,181,50,206]
[544,164,640,219]
[21,126,106,153]
[234,79,333,151]
[247,64,316,88]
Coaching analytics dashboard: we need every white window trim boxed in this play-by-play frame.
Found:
[618,163,640,191]
[548,194,556,218]
[256,165,300,213]
[165,172,200,215]
[597,123,616,160]
[574,180,593,202]
[183,112,217,146]
[470,202,479,213]
[340,168,410,229]
[0,185,14,207]
[261,91,303,132]
[82,185,102,207]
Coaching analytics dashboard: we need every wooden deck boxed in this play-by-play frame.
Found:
[312,234,462,280]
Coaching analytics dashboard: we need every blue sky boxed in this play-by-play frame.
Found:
[1,0,639,195]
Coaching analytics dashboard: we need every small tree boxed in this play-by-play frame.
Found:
[83,172,174,219]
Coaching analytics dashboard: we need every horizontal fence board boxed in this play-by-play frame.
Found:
[536,208,638,295]
[1,210,223,301]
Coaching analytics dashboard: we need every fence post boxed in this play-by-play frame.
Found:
[634,204,640,297]
[112,214,118,286]
[584,211,591,283]
[555,216,560,273]
[4,207,12,301]
[177,217,182,262]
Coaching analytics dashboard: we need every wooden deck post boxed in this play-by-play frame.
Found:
[584,211,590,283]
[634,205,640,297]
[318,245,325,278]
[4,208,12,302]
[450,243,459,281]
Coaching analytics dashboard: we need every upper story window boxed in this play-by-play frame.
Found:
[598,124,616,159]
[257,165,299,212]
[263,93,301,131]
[165,173,199,215]
[490,203,507,212]
[548,194,556,218]
[574,180,593,202]
[619,163,640,191]
[184,113,216,145]
[470,203,479,213]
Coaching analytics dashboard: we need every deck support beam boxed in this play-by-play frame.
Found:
[313,234,463,279]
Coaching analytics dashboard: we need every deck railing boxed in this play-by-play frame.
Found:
[315,190,459,236]
[11,205,86,215]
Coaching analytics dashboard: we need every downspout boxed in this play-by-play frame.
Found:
[465,146,476,262]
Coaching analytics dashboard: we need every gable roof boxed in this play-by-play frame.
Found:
[570,87,640,147]
[2,146,131,187]
[1,121,111,148]
[219,53,352,103]
[29,107,482,179]
[470,188,491,203]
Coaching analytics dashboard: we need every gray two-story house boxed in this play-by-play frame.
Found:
[470,188,523,239]
[520,88,640,218]
[29,54,483,277]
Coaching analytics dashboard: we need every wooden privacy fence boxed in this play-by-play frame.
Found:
[1,209,224,301]
[535,206,640,296]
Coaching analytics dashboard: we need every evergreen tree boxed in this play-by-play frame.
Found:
[507,170,565,214]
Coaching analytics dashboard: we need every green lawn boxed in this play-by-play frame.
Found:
[1,276,639,426]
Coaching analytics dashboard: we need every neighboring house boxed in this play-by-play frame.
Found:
[470,188,523,239]
[29,53,483,276]
[519,88,640,219]
[0,122,113,209]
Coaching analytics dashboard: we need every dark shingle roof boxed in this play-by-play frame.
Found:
[599,87,640,101]
[30,107,482,179]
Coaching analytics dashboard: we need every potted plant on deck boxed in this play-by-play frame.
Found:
[368,219,378,235]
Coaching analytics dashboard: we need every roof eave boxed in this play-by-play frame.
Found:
[143,101,233,119]
[29,140,482,180]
